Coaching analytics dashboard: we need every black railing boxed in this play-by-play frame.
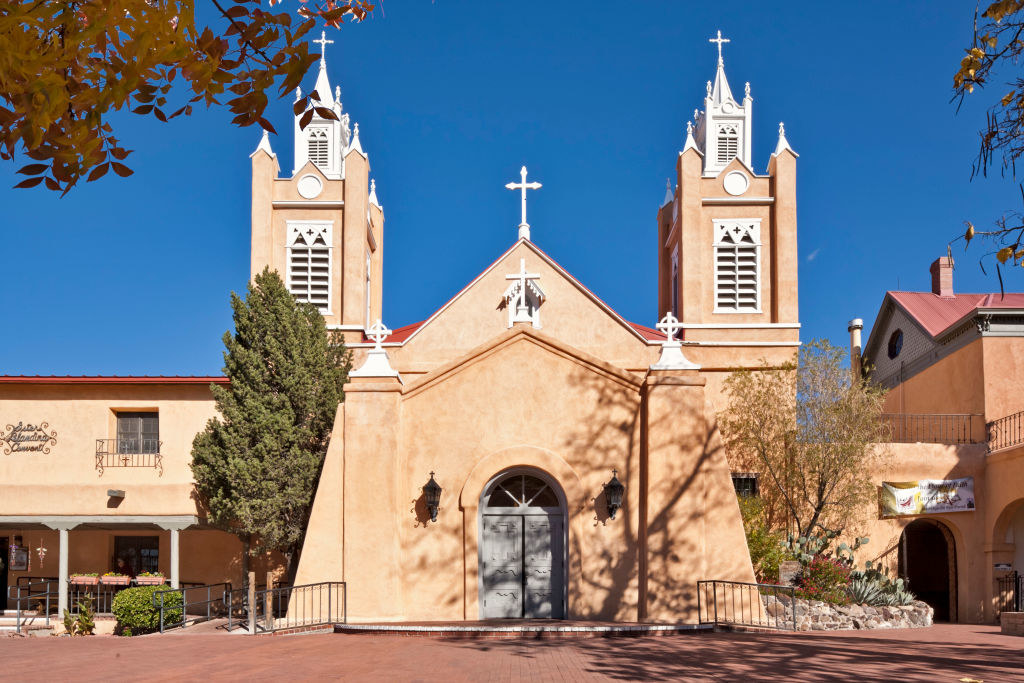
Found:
[95,438,163,475]
[227,581,346,634]
[6,579,58,634]
[987,411,1024,453]
[880,413,983,444]
[697,580,798,631]
[997,571,1024,614]
[152,582,232,633]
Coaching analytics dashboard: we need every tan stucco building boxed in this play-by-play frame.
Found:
[2,41,801,623]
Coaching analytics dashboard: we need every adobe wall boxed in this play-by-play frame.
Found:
[982,337,1024,422]
[881,341,984,417]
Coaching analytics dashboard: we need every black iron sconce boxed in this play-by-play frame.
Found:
[604,469,625,520]
[423,472,442,523]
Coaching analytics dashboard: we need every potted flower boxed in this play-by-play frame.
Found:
[70,572,99,586]
[135,571,166,586]
[101,571,131,586]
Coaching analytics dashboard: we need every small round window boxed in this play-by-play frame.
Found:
[887,329,904,359]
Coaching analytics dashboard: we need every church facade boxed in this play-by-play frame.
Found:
[0,36,800,623]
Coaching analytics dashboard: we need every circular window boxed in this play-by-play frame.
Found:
[297,174,323,199]
[723,171,749,196]
[887,329,904,359]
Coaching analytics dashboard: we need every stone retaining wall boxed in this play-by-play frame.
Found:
[765,594,933,631]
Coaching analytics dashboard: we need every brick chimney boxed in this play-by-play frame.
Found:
[930,257,954,297]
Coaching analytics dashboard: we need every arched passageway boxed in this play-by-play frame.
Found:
[899,519,957,622]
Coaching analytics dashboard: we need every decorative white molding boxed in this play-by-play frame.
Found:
[272,200,344,209]
[713,219,762,314]
[651,312,700,370]
[702,196,773,205]
[350,320,401,380]
[287,220,333,315]
[680,322,801,329]
[297,174,323,199]
[503,258,544,328]
[684,340,801,347]
[723,170,749,196]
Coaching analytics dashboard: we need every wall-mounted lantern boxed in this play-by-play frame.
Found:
[604,469,625,520]
[423,472,442,523]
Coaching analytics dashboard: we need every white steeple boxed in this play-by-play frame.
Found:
[368,178,381,208]
[693,30,753,176]
[293,31,351,177]
[250,129,275,159]
[773,121,798,158]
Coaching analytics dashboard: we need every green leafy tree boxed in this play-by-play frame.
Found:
[1,0,373,193]
[719,340,888,539]
[191,267,351,581]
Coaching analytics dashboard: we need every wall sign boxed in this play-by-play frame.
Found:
[0,421,57,454]
[880,478,975,517]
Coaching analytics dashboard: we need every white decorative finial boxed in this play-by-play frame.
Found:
[686,121,693,135]
[693,108,699,122]
[682,120,700,155]
[779,121,785,136]
[745,81,751,98]
[505,165,542,241]
[663,178,674,206]
[706,80,712,97]
[651,312,700,371]
[295,86,302,101]
[313,30,334,66]
[709,29,730,65]
[253,129,274,157]
[347,122,364,156]
[773,121,798,157]
[368,178,380,208]
[350,319,401,379]
[505,258,542,326]
[335,85,341,102]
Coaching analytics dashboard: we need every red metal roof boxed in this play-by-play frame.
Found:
[889,291,1024,337]
[627,321,668,341]
[0,376,228,385]
[360,320,425,344]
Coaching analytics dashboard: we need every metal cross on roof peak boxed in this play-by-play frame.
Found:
[656,311,684,343]
[314,30,334,65]
[366,319,391,348]
[505,166,542,241]
[709,30,730,65]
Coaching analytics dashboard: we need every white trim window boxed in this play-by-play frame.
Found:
[307,128,329,169]
[287,221,333,314]
[670,247,680,318]
[713,220,761,313]
[364,250,372,326]
[716,123,739,165]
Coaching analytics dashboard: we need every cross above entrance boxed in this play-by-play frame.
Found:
[656,311,684,343]
[709,30,730,65]
[505,166,542,241]
[505,258,541,324]
[314,30,334,65]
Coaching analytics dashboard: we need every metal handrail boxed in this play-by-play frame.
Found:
[6,579,57,634]
[697,579,798,631]
[226,581,346,634]
[988,410,1024,453]
[151,582,232,633]
[879,413,983,444]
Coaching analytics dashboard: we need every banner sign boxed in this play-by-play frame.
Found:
[880,478,975,517]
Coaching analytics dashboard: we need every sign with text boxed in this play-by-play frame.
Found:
[0,421,57,455]
[880,478,975,517]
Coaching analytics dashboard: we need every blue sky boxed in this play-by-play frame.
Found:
[0,2,1019,375]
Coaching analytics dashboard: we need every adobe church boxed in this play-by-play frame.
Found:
[266,32,800,622]
[0,32,799,624]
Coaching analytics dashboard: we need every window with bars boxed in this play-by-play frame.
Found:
[731,472,759,498]
[714,221,760,312]
[717,124,739,164]
[116,412,159,454]
[288,223,332,313]
[307,128,329,169]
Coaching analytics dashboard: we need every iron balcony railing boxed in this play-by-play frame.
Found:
[987,410,1024,453]
[95,438,163,475]
[697,580,798,631]
[879,413,984,445]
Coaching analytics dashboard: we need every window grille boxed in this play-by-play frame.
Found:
[288,223,332,313]
[731,472,759,498]
[714,222,760,312]
[307,128,329,169]
[717,124,739,164]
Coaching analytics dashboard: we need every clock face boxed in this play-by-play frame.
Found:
[887,329,904,359]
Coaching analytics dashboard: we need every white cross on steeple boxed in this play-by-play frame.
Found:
[505,166,542,241]
[314,30,334,66]
[709,29,730,65]
[366,319,391,349]
[505,258,541,324]
[656,311,684,343]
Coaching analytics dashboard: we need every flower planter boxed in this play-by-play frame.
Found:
[135,576,166,586]
[70,575,99,586]
[101,575,131,586]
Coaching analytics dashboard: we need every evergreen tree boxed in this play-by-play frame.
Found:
[191,267,352,581]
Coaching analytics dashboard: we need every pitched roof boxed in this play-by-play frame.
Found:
[889,291,1024,337]
[0,376,228,385]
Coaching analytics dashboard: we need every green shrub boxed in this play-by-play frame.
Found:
[846,560,917,606]
[738,497,792,583]
[62,595,96,636]
[111,586,183,634]
[795,555,851,605]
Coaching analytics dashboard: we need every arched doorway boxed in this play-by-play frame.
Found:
[479,469,567,619]
[899,519,957,622]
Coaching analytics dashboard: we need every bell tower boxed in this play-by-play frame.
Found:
[249,33,384,344]
[655,31,800,368]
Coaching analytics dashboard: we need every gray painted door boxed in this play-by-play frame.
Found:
[481,514,564,619]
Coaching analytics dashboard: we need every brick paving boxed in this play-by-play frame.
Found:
[3,624,1022,681]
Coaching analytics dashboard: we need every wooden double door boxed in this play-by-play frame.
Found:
[481,514,564,619]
